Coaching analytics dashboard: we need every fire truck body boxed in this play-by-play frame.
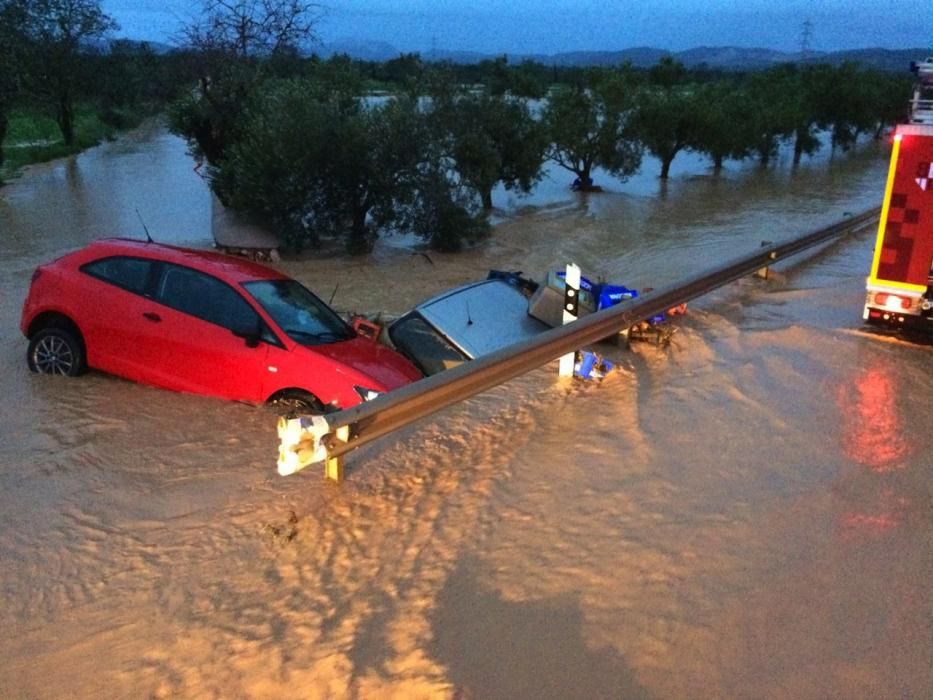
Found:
[863,75,933,331]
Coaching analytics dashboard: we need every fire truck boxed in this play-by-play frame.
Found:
[863,58,933,331]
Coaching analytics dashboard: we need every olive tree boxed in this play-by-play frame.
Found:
[691,81,755,170]
[214,80,488,254]
[542,77,642,190]
[428,83,546,210]
[629,61,699,179]
[822,63,895,152]
[746,69,797,165]
[21,0,117,145]
[0,0,29,167]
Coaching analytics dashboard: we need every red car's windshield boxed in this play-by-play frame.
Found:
[244,279,355,346]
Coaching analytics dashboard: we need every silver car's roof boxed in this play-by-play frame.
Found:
[416,279,549,359]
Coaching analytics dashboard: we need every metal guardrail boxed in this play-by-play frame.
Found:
[279,207,880,478]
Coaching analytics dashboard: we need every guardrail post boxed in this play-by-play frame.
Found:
[755,241,776,279]
[277,415,330,477]
[558,263,581,377]
[325,425,350,482]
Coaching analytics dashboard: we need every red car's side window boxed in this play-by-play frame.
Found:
[81,256,156,295]
[156,264,261,333]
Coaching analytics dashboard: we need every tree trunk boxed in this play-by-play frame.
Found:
[57,96,75,146]
[481,187,493,210]
[572,164,597,191]
[346,206,373,255]
[659,155,673,179]
[0,113,7,168]
[793,131,804,166]
[758,141,771,166]
[713,153,724,171]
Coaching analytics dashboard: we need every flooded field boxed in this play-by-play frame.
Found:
[1,121,930,699]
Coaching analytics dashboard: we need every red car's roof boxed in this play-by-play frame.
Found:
[76,238,287,284]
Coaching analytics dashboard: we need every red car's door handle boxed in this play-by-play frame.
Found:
[143,311,162,322]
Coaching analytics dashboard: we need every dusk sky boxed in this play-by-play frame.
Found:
[101,1,931,55]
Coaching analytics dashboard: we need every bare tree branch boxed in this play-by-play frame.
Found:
[179,0,319,58]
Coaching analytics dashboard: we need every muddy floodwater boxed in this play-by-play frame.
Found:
[1,121,931,699]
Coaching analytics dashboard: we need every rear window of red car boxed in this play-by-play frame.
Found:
[81,256,155,294]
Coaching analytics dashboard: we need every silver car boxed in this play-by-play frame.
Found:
[388,277,549,375]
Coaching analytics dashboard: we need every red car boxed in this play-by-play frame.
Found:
[20,239,422,410]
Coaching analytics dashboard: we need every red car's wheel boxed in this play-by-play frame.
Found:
[268,390,326,417]
[27,328,86,377]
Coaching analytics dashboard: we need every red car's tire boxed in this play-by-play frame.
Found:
[268,390,326,417]
[27,328,87,377]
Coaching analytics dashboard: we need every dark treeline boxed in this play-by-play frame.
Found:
[1,1,912,254]
[191,51,908,254]
[0,0,196,173]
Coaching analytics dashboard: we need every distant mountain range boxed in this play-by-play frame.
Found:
[103,36,926,74]
[319,40,927,73]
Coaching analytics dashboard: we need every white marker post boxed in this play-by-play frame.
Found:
[558,263,581,378]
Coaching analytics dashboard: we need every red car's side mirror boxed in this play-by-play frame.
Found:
[352,317,382,342]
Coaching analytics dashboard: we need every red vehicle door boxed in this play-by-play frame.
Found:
[76,255,166,383]
[140,263,271,402]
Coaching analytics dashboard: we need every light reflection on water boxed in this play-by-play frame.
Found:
[0,121,930,698]
[838,361,911,472]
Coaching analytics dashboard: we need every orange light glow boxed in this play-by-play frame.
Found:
[837,363,910,471]
[838,488,910,539]
[842,512,899,531]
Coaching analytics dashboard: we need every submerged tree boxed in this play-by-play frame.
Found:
[214,80,488,254]
[428,81,546,210]
[822,63,892,152]
[867,71,912,138]
[631,88,700,178]
[630,59,700,179]
[767,64,839,166]
[406,163,492,251]
[691,80,755,170]
[542,76,642,190]
[745,70,797,165]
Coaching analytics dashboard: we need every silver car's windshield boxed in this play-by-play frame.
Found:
[244,279,355,345]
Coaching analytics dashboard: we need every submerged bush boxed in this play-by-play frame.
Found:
[213,79,489,254]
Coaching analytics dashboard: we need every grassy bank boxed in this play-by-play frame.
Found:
[1,104,152,183]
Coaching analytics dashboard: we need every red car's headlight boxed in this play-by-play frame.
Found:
[354,386,383,402]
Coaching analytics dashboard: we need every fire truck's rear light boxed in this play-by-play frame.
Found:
[873,292,913,311]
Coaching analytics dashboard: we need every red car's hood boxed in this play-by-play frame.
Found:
[311,336,423,390]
